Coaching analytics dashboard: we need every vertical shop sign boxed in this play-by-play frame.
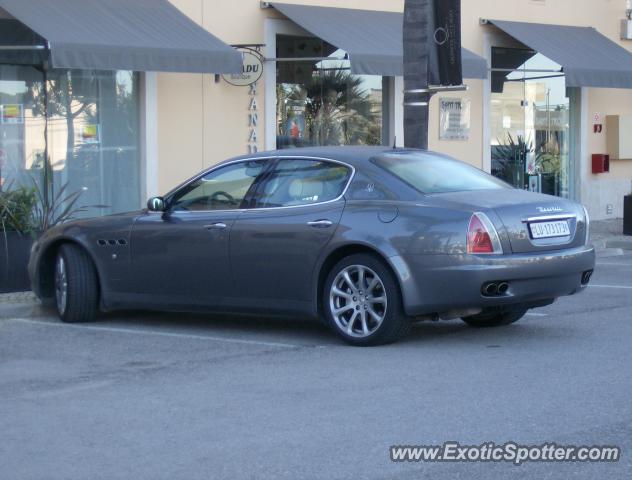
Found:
[248,82,259,154]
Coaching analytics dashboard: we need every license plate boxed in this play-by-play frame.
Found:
[529,220,571,239]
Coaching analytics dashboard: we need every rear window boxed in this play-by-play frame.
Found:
[372,153,509,194]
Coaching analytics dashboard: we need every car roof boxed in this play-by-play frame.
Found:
[228,146,447,168]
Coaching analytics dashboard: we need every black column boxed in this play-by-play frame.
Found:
[403,0,463,149]
[403,0,431,150]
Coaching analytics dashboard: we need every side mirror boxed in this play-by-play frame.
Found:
[147,196,166,212]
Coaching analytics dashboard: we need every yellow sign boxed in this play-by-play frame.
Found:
[80,124,100,144]
[1,104,24,124]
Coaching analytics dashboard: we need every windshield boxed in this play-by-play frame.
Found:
[372,152,510,194]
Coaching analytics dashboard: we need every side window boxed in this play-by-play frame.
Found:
[253,159,351,208]
[170,160,266,211]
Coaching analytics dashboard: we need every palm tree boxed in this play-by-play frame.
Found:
[403,0,431,149]
[279,69,380,146]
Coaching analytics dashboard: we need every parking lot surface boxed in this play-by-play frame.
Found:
[1,253,631,479]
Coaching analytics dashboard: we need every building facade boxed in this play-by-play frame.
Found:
[1,0,632,220]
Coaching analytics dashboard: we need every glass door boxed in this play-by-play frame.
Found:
[275,35,386,149]
[0,65,45,193]
[490,47,571,198]
[1,64,142,224]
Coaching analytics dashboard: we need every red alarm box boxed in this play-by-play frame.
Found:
[592,154,610,174]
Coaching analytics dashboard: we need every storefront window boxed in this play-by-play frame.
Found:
[0,65,45,191]
[0,65,141,219]
[276,35,386,149]
[490,47,571,198]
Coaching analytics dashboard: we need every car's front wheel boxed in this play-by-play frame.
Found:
[55,244,99,323]
[461,309,527,328]
[323,254,410,346]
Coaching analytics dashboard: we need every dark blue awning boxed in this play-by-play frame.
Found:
[272,3,487,79]
[0,0,242,73]
[489,19,632,88]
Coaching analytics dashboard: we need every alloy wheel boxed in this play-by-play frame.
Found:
[55,255,68,316]
[329,265,387,338]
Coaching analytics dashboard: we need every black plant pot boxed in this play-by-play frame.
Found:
[0,232,34,293]
[540,173,559,196]
[624,195,632,236]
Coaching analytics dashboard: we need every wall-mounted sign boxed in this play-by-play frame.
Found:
[439,97,470,140]
[78,124,101,145]
[247,82,259,154]
[1,104,24,124]
[222,48,263,87]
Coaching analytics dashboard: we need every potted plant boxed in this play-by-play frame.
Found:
[1,177,98,293]
[491,134,530,189]
[0,183,37,293]
[535,148,562,197]
[624,182,632,236]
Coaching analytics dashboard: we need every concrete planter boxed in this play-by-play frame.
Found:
[0,232,34,293]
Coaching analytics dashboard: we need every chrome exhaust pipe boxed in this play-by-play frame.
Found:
[483,283,498,296]
[497,282,509,295]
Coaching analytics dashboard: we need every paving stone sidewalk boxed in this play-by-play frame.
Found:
[0,291,37,304]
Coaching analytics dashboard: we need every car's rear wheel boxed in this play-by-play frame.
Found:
[461,309,527,328]
[55,244,99,323]
[323,254,410,346]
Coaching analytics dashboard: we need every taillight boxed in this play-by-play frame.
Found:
[467,212,503,255]
[582,205,590,246]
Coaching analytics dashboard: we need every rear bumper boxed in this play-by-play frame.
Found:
[393,246,596,316]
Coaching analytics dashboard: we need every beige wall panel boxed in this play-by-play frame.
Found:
[203,72,264,168]
[157,73,205,193]
[583,88,632,218]
[428,80,484,168]
[588,89,632,179]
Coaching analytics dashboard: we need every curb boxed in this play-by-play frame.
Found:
[606,239,632,251]
[595,248,625,258]
[0,291,38,305]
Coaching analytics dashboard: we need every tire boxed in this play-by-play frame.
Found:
[461,309,527,328]
[323,253,410,346]
[54,244,99,323]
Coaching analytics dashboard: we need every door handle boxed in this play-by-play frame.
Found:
[307,220,333,228]
[205,222,227,230]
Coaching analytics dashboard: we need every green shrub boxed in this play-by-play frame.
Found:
[0,184,37,235]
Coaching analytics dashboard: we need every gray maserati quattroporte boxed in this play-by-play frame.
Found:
[29,147,595,345]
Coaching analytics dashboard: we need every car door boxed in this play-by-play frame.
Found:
[129,159,269,308]
[229,157,353,312]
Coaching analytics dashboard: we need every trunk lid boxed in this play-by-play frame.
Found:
[428,189,587,253]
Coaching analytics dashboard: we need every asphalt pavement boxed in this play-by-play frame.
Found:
[1,253,631,480]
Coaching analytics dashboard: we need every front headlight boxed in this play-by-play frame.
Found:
[582,205,590,246]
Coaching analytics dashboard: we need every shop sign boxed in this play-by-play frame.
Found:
[534,110,567,131]
[247,82,258,154]
[439,98,470,140]
[78,124,101,145]
[1,104,24,124]
[432,0,462,86]
[222,48,263,87]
